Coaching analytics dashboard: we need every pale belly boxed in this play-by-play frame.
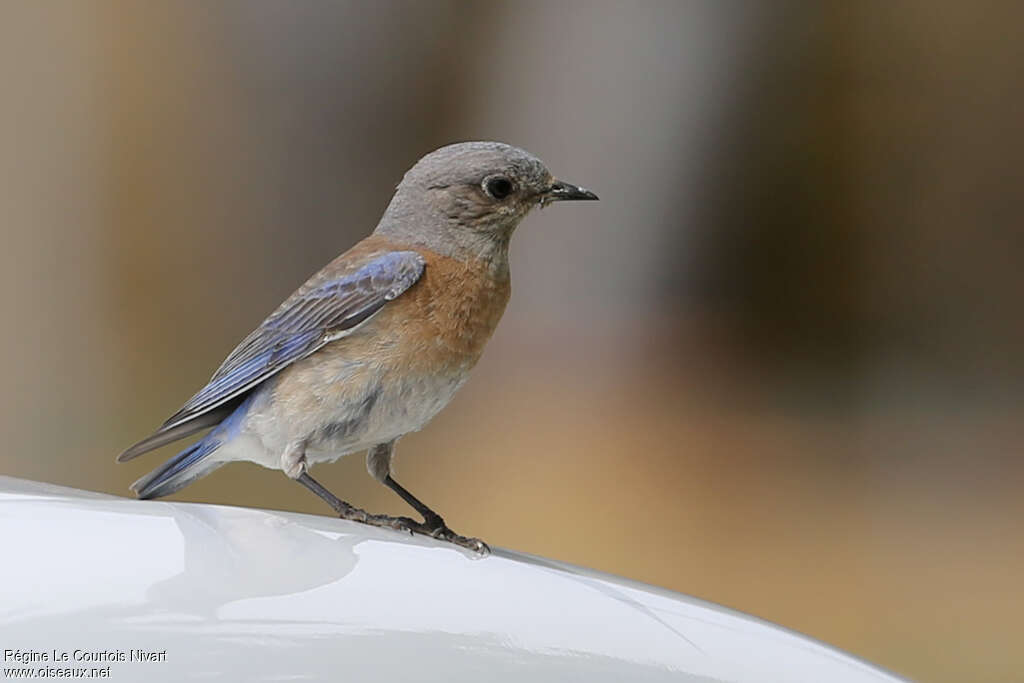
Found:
[304,368,470,464]
[235,348,472,469]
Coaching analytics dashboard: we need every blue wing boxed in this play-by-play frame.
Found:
[118,250,424,462]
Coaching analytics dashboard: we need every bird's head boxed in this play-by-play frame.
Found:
[376,141,597,260]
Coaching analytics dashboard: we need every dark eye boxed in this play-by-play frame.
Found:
[484,176,514,200]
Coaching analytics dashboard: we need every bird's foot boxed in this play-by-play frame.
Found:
[336,503,418,535]
[337,504,488,554]
[416,512,489,555]
[429,526,491,555]
[368,514,422,535]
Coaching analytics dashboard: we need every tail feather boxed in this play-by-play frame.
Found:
[125,393,254,499]
[131,437,224,499]
[117,403,236,462]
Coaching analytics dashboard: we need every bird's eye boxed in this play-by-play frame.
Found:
[483,176,514,200]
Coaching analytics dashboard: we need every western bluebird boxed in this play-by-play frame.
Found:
[118,141,597,552]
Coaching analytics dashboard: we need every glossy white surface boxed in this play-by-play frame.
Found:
[0,477,903,682]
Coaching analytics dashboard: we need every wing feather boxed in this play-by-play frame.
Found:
[118,250,424,461]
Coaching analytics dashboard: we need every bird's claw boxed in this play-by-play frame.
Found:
[388,516,419,535]
[336,506,488,554]
[369,513,420,535]
[403,515,490,555]
[428,525,491,556]
[337,505,417,536]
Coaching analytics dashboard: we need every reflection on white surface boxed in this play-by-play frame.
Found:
[222,542,705,670]
[0,477,904,682]
[1,503,183,619]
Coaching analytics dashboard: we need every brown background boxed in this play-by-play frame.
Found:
[3,3,1023,681]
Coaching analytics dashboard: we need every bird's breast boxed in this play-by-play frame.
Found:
[339,248,511,441]
[258,247,511,455]
[392,248,511,369]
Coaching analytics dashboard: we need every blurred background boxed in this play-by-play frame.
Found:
[2,1,1022,680]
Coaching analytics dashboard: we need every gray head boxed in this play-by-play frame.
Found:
[375,141,597,260]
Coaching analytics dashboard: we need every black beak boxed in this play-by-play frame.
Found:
[546,179,599,202]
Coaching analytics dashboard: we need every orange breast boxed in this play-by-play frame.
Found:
[312,235,512,369]
[396,248,511,372]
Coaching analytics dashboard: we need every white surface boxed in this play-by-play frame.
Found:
[0,477,904,682]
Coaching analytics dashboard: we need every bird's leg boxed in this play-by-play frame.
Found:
[383,474,446,532]
[296,472,422,533]
[283,442,419,533]
[367,442,445,526]
[381,472,490,555]
[367,441,488,553]
[296,471,363,519]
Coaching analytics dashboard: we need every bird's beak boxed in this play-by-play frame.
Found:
[541,179,599,207]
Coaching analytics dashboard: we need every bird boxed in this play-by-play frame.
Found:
[117,141,598,553]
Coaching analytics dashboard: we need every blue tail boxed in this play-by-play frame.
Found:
[131,436,223,499]
[130,395,254,499]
